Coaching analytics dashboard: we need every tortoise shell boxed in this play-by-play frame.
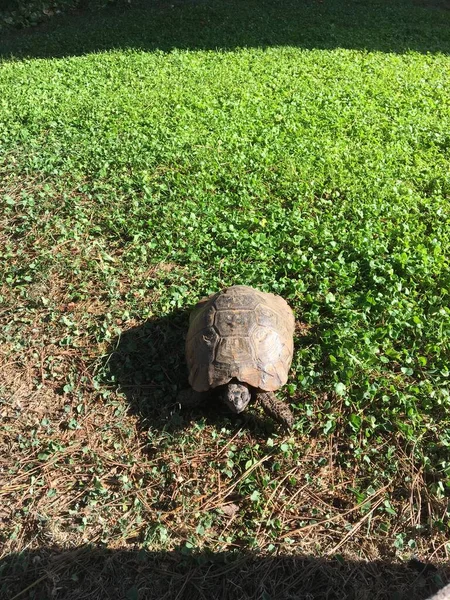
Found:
[186,285,295,393]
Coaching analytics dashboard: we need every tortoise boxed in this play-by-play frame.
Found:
[179,285,295,428]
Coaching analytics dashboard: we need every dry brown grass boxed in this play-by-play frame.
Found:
[1,175,449,600]
[1,546,448,600]
[1,274,449,597]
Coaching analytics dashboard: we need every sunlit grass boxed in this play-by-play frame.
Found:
[1,1,449,594]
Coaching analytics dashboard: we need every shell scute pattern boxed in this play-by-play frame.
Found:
[213,287,260,310]
[186,286,295,392]
[214,309,255,338]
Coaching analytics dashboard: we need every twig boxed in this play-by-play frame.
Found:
[326,495,385,555]
[281,480,392,539]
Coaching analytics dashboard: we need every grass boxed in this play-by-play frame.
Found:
[1,0,450,597]
[1,548,447,600]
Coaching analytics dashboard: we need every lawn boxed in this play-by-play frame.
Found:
[1,0,450,597]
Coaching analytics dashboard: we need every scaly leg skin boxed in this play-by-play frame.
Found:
[257,391,294,429]
[177,389,209,408]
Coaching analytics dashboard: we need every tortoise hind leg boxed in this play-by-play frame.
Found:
[257,392,294,429]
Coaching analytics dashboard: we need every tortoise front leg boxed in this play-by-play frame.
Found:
[177,389,210,408]
[256,391,294,429]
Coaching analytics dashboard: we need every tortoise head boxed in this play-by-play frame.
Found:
[221,381,252,414]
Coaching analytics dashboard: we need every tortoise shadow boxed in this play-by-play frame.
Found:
[106,307,283,435]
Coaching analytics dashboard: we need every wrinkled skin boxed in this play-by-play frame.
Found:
[220,381,252,414]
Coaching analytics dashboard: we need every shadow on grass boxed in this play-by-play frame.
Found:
[1,0,450,60]
[106,308,281,434]
[1,546,448,600]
